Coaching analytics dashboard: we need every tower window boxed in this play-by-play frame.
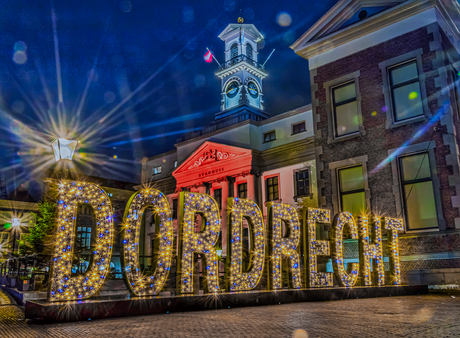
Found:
[246,43,253,60]
[231,43,238,59]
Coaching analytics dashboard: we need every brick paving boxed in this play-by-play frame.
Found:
[0,291,460,337]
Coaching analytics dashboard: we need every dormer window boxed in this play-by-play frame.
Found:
[153,166,162,175]
[246,43,253,60]
[231,43,238,59]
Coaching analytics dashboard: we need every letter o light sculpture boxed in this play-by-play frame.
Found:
[122,188,174,296]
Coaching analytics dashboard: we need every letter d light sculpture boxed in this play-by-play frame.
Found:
[49,181,114,301]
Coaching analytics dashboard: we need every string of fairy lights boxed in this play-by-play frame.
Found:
[227,197,265,291]
[307,208,333,287]
[122,188,174,297]
[269,203,302,290]
[385,217,404,285]
[50,181,114,301]
[48,182,405,302]
[178,192,220,294]
[331,212,359,288]
[359,215,385,286]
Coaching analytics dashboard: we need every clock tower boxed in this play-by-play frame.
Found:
[214,19,269,121]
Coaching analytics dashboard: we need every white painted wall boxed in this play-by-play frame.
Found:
[260,160,318,217]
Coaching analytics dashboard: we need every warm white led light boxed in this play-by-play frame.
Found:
[50,180,114,301]
[331,212,359,287]
[385,217,404,285]
[227,197,265,291]
[268,202,302,290]
[122,188,174,296]
[177,191,221,294]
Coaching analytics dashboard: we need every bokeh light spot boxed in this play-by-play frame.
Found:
[120,0,132,13]
[183,6,194,23]
[104,91,116,104]
[371,111,377,116]
[277,12,292,27]
[14,41,27,52]
[409,91,418,99]
[13,51,27,64]
[113,155,117,159]
[12,100,25,114]
[381,106,388,112]
[10,120,24,134]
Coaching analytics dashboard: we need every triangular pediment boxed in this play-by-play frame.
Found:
[291,0,406,51]
[173,141,252,176]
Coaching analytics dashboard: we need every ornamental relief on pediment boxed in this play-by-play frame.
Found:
[187,149,237,170]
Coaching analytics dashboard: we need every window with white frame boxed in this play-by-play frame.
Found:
[338,165,366,217]
[388,60,423,122]
[153,166,162,175]
[332,81,359,137]
[399,152,437,230]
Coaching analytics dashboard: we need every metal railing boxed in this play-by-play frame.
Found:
[220,54,265,72]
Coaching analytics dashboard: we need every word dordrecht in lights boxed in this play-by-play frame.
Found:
[49,180,404,302]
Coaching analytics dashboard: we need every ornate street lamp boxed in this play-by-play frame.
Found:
[51,138,79,161]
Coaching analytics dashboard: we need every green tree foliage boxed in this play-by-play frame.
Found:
[20,199,56,256]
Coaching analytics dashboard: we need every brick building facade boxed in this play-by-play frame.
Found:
[292,0,460,283]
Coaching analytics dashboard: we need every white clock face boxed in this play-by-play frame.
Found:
[248,82,259,99]
[226,81,239,98]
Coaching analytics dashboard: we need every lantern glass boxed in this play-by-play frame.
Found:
[51,138,78,161]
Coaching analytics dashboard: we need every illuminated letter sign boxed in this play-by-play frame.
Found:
[268,202,302,290]
[122,188,174,296]
[306,208,333,287]
[385,217,404,285]
[226,197,265,291]
[50,181,114,301]
[359,215,385,286]
[48,187,405,301]
[331,212,359,287]
[177,191,221,293]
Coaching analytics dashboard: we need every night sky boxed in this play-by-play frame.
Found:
[0,0,339,195]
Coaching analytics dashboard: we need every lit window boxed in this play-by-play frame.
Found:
[292,121,306,135]
[246,43,253,59]
[174,161,178,168]
[295,169,309,197]
[231,43,238,59]
[389,60,423,122]
[266,176,279,201]
[332,82,359,137]
[237,183,247,199]
[263,130,276,143]
[338,166,366,217]
[153,166,162,175]
[399,153,437,229]
[214,189,222,209]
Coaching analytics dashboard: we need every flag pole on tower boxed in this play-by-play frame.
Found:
[204,48,221,67]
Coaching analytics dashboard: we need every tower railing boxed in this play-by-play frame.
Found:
[220,54,265,72]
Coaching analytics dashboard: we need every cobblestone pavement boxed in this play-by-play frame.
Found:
[1,291,460,337]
